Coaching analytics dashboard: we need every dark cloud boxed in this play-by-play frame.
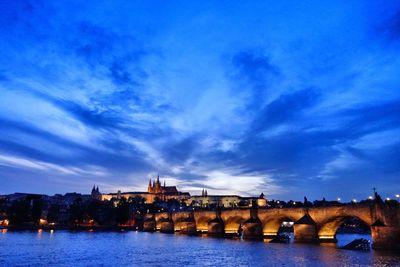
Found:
[29,90,125,130]
[0,117,151,173]
[74,22,149,86]
[162,135,201,164]
[0,0,37,30]
[341,99,400,132]
[230,50,281,109]
[250,88,320,133]
[0,0,399,199]
[194,98,400,191]
[379,9,400,42]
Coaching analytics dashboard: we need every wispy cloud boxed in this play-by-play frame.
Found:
[0,0,399,199]
[0,154,109,177]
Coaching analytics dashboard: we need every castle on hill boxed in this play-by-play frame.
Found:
[97,174,267,208]
[100,175,190,203]
[147,175,178,194]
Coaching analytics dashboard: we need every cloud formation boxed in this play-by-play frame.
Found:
[0,0,400,200]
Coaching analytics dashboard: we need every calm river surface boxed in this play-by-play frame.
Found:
[0,230,399,266]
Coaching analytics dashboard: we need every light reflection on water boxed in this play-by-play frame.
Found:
[0,231,399,266]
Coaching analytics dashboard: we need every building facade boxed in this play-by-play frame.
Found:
[100,176,190,204]
[187,190,268,208]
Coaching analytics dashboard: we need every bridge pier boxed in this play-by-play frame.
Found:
[208,218,225,236]
[293,214,318,242]
[371,225,400,250]
[242,217,263,240]
[178,221,197,235]
[158,218,174,233]
[143,218,156,232]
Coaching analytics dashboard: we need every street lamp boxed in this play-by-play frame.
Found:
[368,196,373,200]
[396,194,400,202]
[337,198,341,202]
[352,199,357,203]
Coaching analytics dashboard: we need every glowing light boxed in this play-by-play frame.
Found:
[368,196,373,200]
[337,198,341,201]
[386,198,391,201]
[282,221,294,227]
[263,232,278,236]
[319,235,335,239]
[396,194,400,198]
[352,199,357,203]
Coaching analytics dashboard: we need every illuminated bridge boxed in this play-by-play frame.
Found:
[141,202,400,250]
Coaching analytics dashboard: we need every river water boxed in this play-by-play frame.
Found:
[0,230,399,266]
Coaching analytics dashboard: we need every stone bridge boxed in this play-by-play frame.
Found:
[142,202,400,250]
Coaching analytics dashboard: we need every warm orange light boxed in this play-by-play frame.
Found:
[39,219,48,225]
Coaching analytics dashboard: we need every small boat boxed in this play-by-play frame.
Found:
[340,238,370,251]
[270,233,291,243]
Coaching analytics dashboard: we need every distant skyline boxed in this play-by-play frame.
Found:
[0,1,399,200]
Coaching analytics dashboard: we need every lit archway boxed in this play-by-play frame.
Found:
[319,216,371,246]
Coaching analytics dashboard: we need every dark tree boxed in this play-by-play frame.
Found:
[69,198,87,225]
[115,197,130,225]
[31,198,44,223]
[47,204,60,223]
[7,198,31,224]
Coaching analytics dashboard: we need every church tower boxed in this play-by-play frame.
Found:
[155,174,161,193]
[91,185,101,200]
[148,179,153,193]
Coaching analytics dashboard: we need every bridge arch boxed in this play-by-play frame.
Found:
[224,216,246,234]
[262,216,297,237]
[318,215,371,241]
[195,216,212,232]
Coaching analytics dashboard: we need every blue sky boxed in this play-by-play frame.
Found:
[0,0,399,201]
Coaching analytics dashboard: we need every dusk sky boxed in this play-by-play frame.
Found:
[0,0,399,201]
